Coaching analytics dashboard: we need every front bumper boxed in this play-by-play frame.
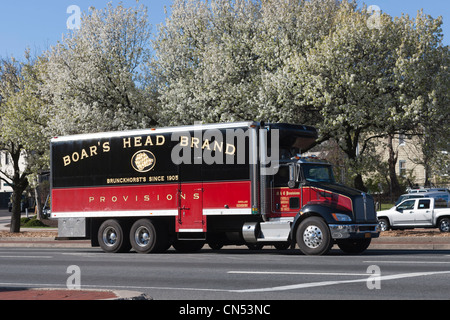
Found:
[329,224,380,240]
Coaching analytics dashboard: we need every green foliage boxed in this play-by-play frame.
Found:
[20,217,47,228]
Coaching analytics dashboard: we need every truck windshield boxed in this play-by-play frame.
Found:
[301,164,335,183]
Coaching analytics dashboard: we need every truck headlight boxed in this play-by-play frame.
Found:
[332,213,352,222]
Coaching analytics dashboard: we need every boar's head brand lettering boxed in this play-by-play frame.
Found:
[131,150,156,173]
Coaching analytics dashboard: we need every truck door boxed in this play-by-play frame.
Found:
[270,165,301,218]
[412,199,433,226]
[176,164,206,233]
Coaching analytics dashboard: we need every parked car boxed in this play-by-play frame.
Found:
[395,191,450,206]
[377,198,450,232]
[407,187,449,193]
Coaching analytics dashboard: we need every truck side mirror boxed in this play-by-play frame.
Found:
[288,164,298,189]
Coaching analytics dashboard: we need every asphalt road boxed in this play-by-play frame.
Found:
[1,246,450,301]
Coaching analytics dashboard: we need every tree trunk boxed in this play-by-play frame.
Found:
[34,186,42,220]
[9,187,24,233]
[353,173,367,192]
[8,144,29,233]
[387,134,401,199]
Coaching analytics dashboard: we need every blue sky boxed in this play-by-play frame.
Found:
[0,0,449,59]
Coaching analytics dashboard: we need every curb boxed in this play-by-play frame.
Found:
[370,237,450,250]
[0,238,91,248]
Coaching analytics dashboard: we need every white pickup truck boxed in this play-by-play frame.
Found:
[377,198,450,232]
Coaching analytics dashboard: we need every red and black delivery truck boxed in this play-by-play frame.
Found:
[51,121,379,255]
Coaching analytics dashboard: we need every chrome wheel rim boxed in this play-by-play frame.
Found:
[102,227,118,247]
[379,220,388,232]
[440,220,450,232]
[303,225,323,249]
[135,226,151,247]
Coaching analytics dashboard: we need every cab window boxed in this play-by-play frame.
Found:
[418,199,430,209]
[397,200,415,211]
[274,165,289,187]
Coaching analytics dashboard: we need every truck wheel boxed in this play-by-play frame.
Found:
[337,238,371,254]
[98,219,131,253]
[296,217,333,256]
[378,218,390,232]
[246,243,264,250]
[130,219,170,253]
[208,242,224,250]
[438,218,450,233]
[274,243,290,250]
[173,240,204,253]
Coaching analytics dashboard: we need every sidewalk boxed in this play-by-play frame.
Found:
[0,288,151,300]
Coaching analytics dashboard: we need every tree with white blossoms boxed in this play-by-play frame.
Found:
[42,1,155,135]
[153,0,449,191]
[392,11,449,187]
[153,0,262,125]
[152,0,341,126]
[0,53,50,232]
[287,2,408,191]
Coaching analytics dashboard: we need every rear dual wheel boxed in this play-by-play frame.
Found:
[98,219,131,253]
[98,219,170,253]
[130,219,170,253]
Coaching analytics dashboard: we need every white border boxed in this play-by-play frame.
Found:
[52,209,178,219]
[52,208,253,219]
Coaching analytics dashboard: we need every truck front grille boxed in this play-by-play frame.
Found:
[353,194,377,223]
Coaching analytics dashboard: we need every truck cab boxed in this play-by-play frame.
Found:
[244,156,380,255]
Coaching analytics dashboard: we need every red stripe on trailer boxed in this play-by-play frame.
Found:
[51,180,252,214]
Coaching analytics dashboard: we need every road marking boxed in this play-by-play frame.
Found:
[0,282,65,288]
[0,255,53,259]
[364,260,450,264]
[231,270,450,293]
[228,271,368,276]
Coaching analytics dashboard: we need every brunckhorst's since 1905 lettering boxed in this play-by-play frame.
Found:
[106,175,179,184]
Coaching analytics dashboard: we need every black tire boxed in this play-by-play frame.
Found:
[337,238,372,254]
[378,218,390,232]
[173,240,204,253]
[98,219,131,253]
[130,219,170,253]
[208,242,224,250]
[274,242,290,250]
[438,218,450,233]
[246,243,264,250]
[296,217,333,256]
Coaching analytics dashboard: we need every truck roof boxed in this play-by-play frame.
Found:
[51,121,256,143]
